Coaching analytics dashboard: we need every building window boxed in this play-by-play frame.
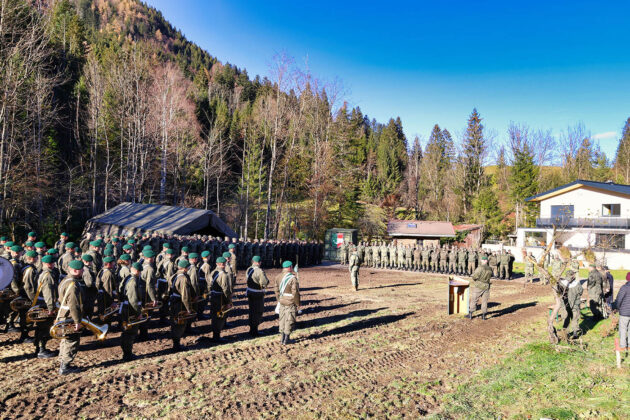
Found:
[602,204,620,217]
[550,205,574,222]
[595,233,625,249]
[524,231,546,247]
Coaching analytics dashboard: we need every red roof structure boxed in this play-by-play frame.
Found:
[387,220,456,238]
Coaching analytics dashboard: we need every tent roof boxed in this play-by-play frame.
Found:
[387,220,456,238]
[86,202,237,237]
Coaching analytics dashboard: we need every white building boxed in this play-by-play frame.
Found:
[513,179,630,269]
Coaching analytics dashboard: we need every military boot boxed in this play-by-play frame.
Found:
[280,333,286,344]
[59,364,81,375]
[284,334,294,345]
[37,349,55,359]
[172,338,181,352]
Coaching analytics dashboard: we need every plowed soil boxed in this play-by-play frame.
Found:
[0,264,551,419]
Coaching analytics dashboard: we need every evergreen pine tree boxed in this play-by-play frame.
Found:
[509,142,539,227]
[614,117,630,182]
[461,108,487,212]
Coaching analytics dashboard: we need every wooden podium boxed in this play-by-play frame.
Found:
[448,277,470,315]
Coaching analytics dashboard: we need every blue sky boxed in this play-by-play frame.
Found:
[145,0,630,162]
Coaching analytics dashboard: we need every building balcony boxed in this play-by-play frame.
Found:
[535,217,630,229]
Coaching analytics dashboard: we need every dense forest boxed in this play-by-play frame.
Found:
[2,0,630,244]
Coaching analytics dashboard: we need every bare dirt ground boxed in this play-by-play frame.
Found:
[0,264,552,419]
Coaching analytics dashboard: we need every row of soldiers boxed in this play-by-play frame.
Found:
[339,241,516,279]
[0,231,305,375]
[72,232,324,270]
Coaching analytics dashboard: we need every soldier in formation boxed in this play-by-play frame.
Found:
[0,230,325,372]
[341,241,514,280]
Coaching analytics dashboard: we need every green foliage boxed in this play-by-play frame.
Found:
[460,108,487,212]
[376,118,408,196]
[615,117,630,183]
[471,183,504,238]
[509,140,539,227]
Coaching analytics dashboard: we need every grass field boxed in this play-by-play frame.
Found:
[433,312,628,419]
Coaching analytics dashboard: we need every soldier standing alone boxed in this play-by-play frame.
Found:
[349,249,360,291]
[466,256,493,320]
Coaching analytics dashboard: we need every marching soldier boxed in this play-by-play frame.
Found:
[467,248,478,276]
[524,253,535,283]
[9,245,28,341]
[33,255,57,358]
[223,251,236,290]
[169,259,195,352]
[57,259,85,375]
[246,256,269,337]
[466,256,493,320]
[208,257,232,343]
[228,244,238,272]
[349,249,360,291]
[587,263,605,319]
[275,261,300,345]
[21,250,39,343]
[561,270,583,338]
[80,254,97,321]
[157,249,175,323]
[119,262,143,361]
[96,256,118,321]
[413,245,421,272]
[55,233,69,255]
[448,247,457,274]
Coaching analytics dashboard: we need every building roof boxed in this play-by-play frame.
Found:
[387,220,456,238]
[526,180,630,202]
[85,202,237,237]
[453,224,483,232]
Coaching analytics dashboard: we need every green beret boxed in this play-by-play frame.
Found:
[127,239,135,244]
[35,242,46,248]
[143,245,153,250]
[25,241,34,247]
[103,256,115,263]
[103,249,113,256]
[201,250,210,258]
[165,249,174,255]
[481,256,488,261]
[111,237,119,243]
[282,261,293,268]
[65,242,75,249]
[4,241,14,247]
[105,243,114,249]
[47,248,58,255]
[61,232,68,237]
[28,231,36,237]
[10,245,23,253]
[253,255,263,263]
[89,240,99,247]
[177,259,190,268]
[25,250,38,258]
[216,257,226,264]
[68,260,84,270]
[41,255,54,264]
[181,246,190,253]
[132,262,143,271]
[188,252,199,259]
[162,243,171,249]
[228,244,236,249]
[142,250,155,258]
[222,252,231,259]
[81,254,93,262]
[123,244,132,250]
[119,254,131,261]
[0,236,7,241]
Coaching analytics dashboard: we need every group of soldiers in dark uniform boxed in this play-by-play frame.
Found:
[339,241,516,279]
[0,231,312,375]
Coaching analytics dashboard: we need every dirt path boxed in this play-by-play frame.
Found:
[0,265,551,418]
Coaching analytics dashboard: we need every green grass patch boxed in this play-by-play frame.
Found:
[432,317,629,419]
